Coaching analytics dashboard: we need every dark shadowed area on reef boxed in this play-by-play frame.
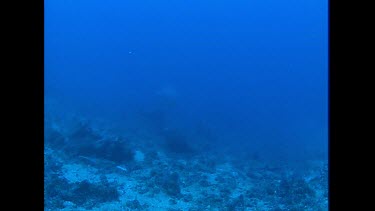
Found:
[45,0,328,210]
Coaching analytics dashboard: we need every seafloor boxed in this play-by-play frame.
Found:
[44,101,328,211]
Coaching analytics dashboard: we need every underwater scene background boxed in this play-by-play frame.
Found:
[44,0,328,210]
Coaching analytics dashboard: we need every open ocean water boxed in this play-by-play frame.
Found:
[44,0,328,210]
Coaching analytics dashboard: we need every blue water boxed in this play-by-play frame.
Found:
[45,0,328,210]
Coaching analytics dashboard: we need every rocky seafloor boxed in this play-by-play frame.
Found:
[44,108,328,211]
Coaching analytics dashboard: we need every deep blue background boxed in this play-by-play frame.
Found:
[45,0,328,161]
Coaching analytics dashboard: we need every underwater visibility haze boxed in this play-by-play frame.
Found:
[45,0,328,210]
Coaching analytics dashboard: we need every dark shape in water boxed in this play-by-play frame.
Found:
[161,128,196,156]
